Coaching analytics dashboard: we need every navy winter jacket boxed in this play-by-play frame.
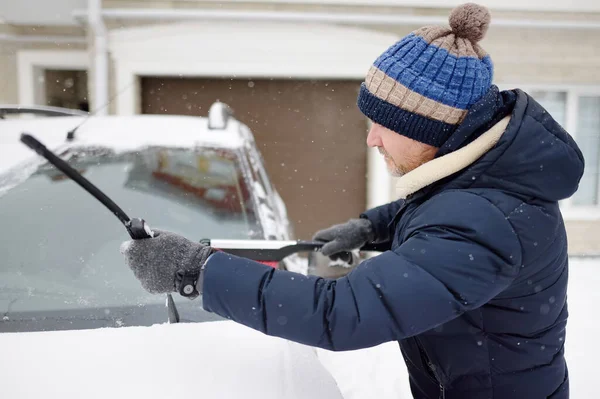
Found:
[201,86,584,399]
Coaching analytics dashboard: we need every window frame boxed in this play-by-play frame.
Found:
[498,83,600,221]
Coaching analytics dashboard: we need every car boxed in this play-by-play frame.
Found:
[0,102,307,332]
[0,103,353,399]
[0,103,415,399]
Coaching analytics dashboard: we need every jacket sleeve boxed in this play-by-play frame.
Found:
[201,192,522,351]
[360,200,404,244]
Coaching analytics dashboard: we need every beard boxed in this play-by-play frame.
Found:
[378,147,408,177]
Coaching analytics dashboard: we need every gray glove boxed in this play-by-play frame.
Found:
[120,230,214,296]
[312,218,375,263]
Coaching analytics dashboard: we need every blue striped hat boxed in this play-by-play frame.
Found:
[357,3,493,147]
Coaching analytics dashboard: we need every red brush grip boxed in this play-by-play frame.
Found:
[213,247,278,269]
[258,261,279,268]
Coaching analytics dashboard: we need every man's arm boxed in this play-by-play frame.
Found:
[202,192,522,351]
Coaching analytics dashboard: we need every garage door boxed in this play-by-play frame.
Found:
[141,77,368,240]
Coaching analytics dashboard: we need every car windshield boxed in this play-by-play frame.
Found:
[0,145,261,332]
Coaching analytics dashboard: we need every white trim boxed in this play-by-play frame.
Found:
[0,34,85,44]
[165,0,600,13]
[499,83,600,93]
[108,22,398,115]
[17,50,89,106]
[210,239,297,250]
[88,0,108,115]
[366,113,392,209]
[562,91,580,209]
[560,208,600,222]
[113,63,139,115]
[72,8,600,30]
[367,146,392,210]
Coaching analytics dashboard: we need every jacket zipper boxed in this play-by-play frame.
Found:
[415,339,445,399]
[427,359,445,399]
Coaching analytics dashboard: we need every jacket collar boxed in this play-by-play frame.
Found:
[396,115,511,199]
[438,85,517,156]
[396,86,517,202]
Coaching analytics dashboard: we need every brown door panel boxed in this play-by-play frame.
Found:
[141,78,368,239]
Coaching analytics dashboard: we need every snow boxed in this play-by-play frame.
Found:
[249,180,285,240]
[0,320,344,399]
[562,257,600,398]
[0,241,596,399]
[208,101,232,129]
[259,202,282,237]
[0,114,251,202]
[317,342,412,399]
[320,257,600,398]
[283,253,309,275]
[0,115,247,175]
[0,156,45,198]
[327,250,361,268]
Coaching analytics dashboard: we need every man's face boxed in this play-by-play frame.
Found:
[366,123,438,177]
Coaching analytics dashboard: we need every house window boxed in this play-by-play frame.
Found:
[525,88,600,216]
[44,69,89,112]
[529,91,567,126]
[574,96,600,207]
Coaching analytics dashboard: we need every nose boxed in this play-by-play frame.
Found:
[366,124,381,148]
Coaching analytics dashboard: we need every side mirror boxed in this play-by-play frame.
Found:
[208,101,233,130]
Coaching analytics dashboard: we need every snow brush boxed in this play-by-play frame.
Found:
[19,134,384,319]
[199,239,386,268]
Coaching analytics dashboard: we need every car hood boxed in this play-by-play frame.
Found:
[0,320,344,399]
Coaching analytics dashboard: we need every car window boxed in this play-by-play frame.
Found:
[0,145,261,332]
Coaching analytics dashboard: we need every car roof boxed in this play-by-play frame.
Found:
[0,114,248,173]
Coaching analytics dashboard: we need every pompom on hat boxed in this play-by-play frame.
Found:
[357,3,494,147]
[449,2,491,43]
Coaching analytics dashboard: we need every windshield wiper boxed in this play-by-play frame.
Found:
[20,134,149,236]
[19,133,181,323]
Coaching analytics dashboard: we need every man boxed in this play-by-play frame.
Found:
[121,3,584,398]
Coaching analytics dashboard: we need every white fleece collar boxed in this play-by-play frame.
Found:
[396,115,512,199]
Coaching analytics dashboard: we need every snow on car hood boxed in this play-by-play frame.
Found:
[0,320,344,399]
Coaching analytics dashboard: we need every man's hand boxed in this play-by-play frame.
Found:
[312,218,375,264]
[120,230,214,295]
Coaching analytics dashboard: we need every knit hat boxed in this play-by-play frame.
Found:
[357,3,494,148]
